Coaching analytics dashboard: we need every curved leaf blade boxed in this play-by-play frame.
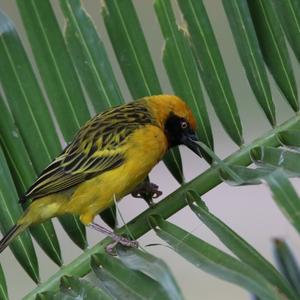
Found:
[0,9,86,250]
[222,0,276,126]
[220,165,267,186]
[116,245,183,300]
[149,215,281,300]
[155,0,213,161]
[265,169,300,235]
[91,253,171,300]
[0,95,62,266]
[0,147,39,283]
[102,0,183,183]
[57,215,87,250]
[178,0,243,145]
[16,0,90,142]
[274,0,300,64]
[102,0,161,98]
[222,149,300,237]
[0,10,60,171]
[248,0,298,111]
[60,0,125,228]
[61,0,123,112]
[251,146,300,176]
[0,94,41,194]
[278,129,300,149]
[273,239,300,297]
[37,275,112,300]
[23,114,300,298]
[18,0,88,248]
[187,192,298,300]
[0,265,8,300]
[162,149,183,184]
[99,205,117,229]
[193,140,245,184]
[60,275,111,300]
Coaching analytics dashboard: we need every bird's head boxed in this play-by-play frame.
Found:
[146,95,201,157]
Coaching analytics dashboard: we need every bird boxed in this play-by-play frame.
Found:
[0,94,201,253]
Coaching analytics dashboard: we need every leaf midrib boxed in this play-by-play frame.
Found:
[268,174,300,220]
[192,204,296,299]
[111,1,152,96]
[0,141,61,262]
[160,0,212,148]
[0,191,38,281]
[186,0,242,139]
[0,36,52,163]
[258,0,297,103]
[23,113,300,299]
[95,267,149,300]
[232,1,274,120]
[157,226,278,300]
[31,0,81,129]
[287,0,300,40]
[65,2,113,108]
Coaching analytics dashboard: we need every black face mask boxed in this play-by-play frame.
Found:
[164,114,201,157]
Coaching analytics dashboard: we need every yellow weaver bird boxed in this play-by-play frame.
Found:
[0,95,201,252]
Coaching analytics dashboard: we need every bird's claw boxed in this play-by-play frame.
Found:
[105,237,139,255]
[131,182,162,204]
[89,222,138,255]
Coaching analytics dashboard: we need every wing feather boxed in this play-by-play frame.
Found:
[24,100,155,201]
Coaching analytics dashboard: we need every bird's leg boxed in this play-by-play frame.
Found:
[105,241,119,255]
[89,222,138,254]
[131,178,162,206]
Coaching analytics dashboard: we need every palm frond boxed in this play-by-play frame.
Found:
[0,0,300,299]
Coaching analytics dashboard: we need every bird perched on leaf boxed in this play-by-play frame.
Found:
[0,95,201,253]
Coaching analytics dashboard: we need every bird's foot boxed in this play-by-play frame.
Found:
[89,222,138,254]
[131,182,162,206]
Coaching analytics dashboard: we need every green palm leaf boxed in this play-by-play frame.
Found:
[0,1,300,299]
[16,0,90,138]
[102,0,183,183]
[248,0,298,111]
[273,239,300,297]
[274,0,300,65]
[155,0,213,161]
[24,113,300,298]
[178,0,243,145]
[116,246,183,300]
[0,94,62,266]
[91,250,181,300]
[223,0,276,126]
[0,265,8,300]
[187,192,298,300]
[0,10,60,170]
[149,215,282,300]
[0,9,86,250]
[0,147,39,283]
[37,275,111,300]
[61,0,123,111]
[265,169,300,234]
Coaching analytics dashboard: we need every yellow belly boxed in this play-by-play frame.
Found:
[63,125,168,225]
[20,125,168,227]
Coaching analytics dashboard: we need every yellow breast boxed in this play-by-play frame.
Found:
[66,124,168,224]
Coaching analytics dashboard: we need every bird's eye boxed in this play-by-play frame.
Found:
[181,121,188,129]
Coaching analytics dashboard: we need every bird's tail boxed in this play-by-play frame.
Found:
[0,223,27,254]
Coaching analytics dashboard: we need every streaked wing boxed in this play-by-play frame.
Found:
[25,140,124,200]
[24,101,155,200]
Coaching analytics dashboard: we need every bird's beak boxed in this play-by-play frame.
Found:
[182,130,202,157]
